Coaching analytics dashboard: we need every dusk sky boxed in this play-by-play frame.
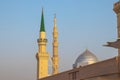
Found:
[0,0,119,80]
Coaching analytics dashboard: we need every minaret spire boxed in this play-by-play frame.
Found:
[52,15,59,75]
[40,8,45,32]
[54,14,58,32]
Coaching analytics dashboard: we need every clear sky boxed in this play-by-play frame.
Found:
[0,0,119,80]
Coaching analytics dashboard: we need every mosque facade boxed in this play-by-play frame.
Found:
[36,0,120,80]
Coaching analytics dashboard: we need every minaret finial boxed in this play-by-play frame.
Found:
[40,8,45,32]
[42,7,43,11]
[54,14,56,18]
[86,48,88,51]
[54,14,57,27]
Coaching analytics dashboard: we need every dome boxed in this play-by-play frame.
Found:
[73,49,98,68]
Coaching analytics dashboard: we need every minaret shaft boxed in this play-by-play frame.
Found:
[113,1,120,56]
[117,13,120,38]
[36,9,49,79]
[52,16,59,74]
[38,32,47,53]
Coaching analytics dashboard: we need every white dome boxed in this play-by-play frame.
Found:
[73,49,98,68]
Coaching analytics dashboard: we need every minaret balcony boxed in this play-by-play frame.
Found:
[37,39,47,43]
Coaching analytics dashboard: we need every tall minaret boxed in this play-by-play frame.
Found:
[113,0,120,56]
[36,9,49,79]
[52,15,59,74]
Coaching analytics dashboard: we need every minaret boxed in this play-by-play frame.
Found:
[52,15,59,74]
[113,0,120,56]
[36,9,49,79]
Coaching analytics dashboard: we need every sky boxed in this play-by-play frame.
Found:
[0,0,119,80]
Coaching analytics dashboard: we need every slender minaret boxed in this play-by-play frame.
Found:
[113,0,120,56]
[52,15,59,74]
[36,9,49,79]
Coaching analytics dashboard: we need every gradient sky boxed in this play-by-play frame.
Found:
[0,0,119,80]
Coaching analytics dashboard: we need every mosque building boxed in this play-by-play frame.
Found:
[36,0,120,80]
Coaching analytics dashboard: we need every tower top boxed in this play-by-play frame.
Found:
[54,14,56,27]
[113,0,120,14]
[53,14,58,32]
[40,8,45,32]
